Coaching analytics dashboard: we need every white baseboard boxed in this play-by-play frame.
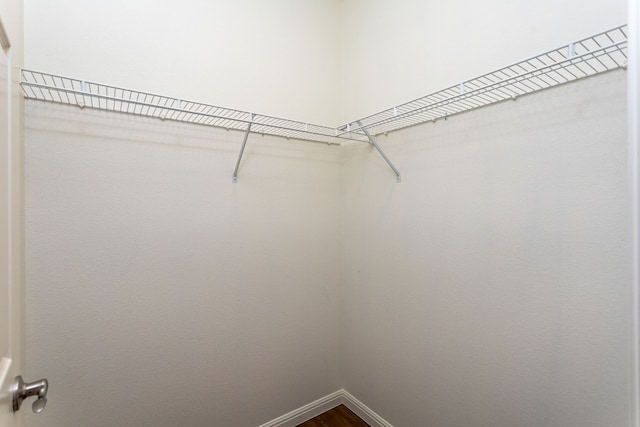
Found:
[257,390,343,427]
[340,389,394,427]
[258,388,393,427]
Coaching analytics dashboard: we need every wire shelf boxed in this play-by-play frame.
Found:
[21,25,628,145]
[20,70,352,145]
[338,25,628,138]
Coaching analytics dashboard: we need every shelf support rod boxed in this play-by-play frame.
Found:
[232,114,253,183]
[356,121,401,183]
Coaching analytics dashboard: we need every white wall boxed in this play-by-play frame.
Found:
[23,72,630,427]
[22,1,631,426]
[338,0,628,122]
[24,0,342,124]
[24,103,343,427]
[341,70,629,426]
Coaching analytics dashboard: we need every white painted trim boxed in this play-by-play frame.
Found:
[257,390,343,427]
[0,16,10,50]
[341,390,394,427]
[0,357,11,391]
[630,0,640,426]
[6,30,13,360]
[258,389,394,427]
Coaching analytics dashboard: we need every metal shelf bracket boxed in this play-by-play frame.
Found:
[356,121,401,183]
[232,114,253,183]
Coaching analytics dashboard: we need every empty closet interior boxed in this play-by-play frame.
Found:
[21,1,631,426]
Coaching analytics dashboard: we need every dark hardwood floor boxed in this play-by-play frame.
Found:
[296,404,370,427]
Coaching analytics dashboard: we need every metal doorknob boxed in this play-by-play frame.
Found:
[12,375,48,413]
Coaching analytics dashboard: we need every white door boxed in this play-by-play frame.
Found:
[0,9,25,427]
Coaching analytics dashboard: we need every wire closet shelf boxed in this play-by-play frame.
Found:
[19,71,352,145]
[21,25,628,145]
[338,24,628,138]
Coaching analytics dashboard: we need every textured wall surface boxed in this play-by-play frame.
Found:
[340,70,629,427]
[24,70,630,427]
[24,103,343,427]
[24,0,342,124]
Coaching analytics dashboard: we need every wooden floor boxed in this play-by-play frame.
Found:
[296,405,370,427]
